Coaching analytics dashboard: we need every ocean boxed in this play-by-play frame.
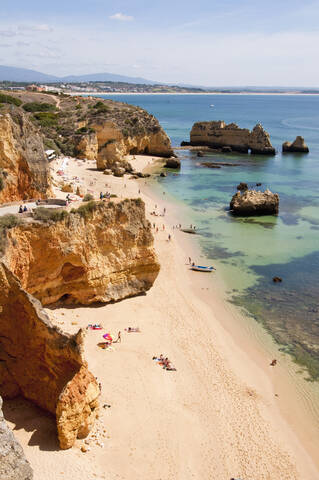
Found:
[102,94,319,381]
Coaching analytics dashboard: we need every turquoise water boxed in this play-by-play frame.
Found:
[104,94,319,379]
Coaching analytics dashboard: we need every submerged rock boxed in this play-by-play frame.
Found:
[0,397,33,480]
[282,136,309,153]
[230,189,279,216]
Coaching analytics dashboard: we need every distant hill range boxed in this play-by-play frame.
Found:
[0,65,158,84]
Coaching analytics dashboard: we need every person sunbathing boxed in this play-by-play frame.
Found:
[125,327,140,332]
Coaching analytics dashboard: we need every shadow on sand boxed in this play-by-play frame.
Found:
[2,396,60,452]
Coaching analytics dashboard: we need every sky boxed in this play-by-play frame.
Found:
[0,0,319,86]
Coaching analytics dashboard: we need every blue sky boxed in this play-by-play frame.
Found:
[0,0,318,86]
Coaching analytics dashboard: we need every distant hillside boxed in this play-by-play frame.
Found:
[0,65,59,82]
[0,65,157,85]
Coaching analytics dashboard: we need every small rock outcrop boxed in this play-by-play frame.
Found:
[0,396,33,480]
[189,121,275,155]
[0,111,51,203]
[164,157,181,169]
[282,136,309,153]
[230,189,279,216]
[0,263,100,450]
[3,199,160,306]
[237,182,248,191]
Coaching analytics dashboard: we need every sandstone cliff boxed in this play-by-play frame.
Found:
[189,121,275,155]
[0,396,33,480]
[0,110,51,203]
[282,136,309,153]
[230,189,279,216]
[2,92,173,171]
[3,199,160,306]
[0,262,100,449]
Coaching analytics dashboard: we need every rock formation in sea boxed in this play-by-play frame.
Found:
[0,262,100,449]
[282,136,309,153]
[230,189,279,216]
[189,121,275,155]
[3,199,160,306]
[0,396,33,480]
[0,110,51,203]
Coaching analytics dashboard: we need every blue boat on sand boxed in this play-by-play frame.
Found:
[190,265,215,272]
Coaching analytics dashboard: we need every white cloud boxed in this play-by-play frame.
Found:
[109,13,134,22]
[18,24,53,32]
[0,30,16,37]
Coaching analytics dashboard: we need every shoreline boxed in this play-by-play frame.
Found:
[6,155,319,479]
[75,91,319,97]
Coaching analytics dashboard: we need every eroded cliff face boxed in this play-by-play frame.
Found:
[0,396,33,480]
[4,199,160,306]
[190,121,275,154]
[0,263,99,449]
[0,111,51,203]
[91,119,173,170]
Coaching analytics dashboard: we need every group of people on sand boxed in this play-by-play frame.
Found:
[153,354,177,371]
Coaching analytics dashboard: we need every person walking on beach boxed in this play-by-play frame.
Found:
[164,207,166,215]
[168,234,171,241]
[116,331,121,343]
[188,257,191,264]
[163,224,165,231]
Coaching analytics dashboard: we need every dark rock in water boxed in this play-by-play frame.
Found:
[256,182,262,187]
[222,146,232,153]
[160,172,167,177]
[230,189,279,216]
[273,276,282,283]
[165,157,181,169]
[237,182,248,191]
[0,397,33,480]
[197,151,204,157]
[282,136,309,153]
[136,172,150,178]
[180,141,191,147]
[201,162,221,169]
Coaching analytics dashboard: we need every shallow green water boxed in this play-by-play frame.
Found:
[103,94,319,379]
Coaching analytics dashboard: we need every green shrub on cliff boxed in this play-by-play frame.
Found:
[83,193,94,202]
[0,214,21,254]
[33,207,69,223]
[23,102,56,113]
[71,200,98,218]
[0,93,22,107]
[33,112,58,127]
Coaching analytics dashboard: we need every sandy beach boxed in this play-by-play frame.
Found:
[4,155,319,480]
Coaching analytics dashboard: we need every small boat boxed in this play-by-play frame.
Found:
[190,265,215,272]
[210,104,214,107]
[181,228,197,234]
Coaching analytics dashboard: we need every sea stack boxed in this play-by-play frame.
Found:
[230,189,279,216]
[282,136,309,153]
[188,121,275,155]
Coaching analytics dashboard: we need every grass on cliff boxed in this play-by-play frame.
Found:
[33,112,58,127]
[33,207,69,223]
[0,93,22,107]
[0,214,21,254]
[23,102,56,113]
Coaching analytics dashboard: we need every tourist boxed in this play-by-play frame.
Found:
[168,234,171,241]
[23,205,28,212]
[100,192,103,200]
[188,257,191,264]
[163,224,165,230]
[116,331,121,343]
[18,205,23,213]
